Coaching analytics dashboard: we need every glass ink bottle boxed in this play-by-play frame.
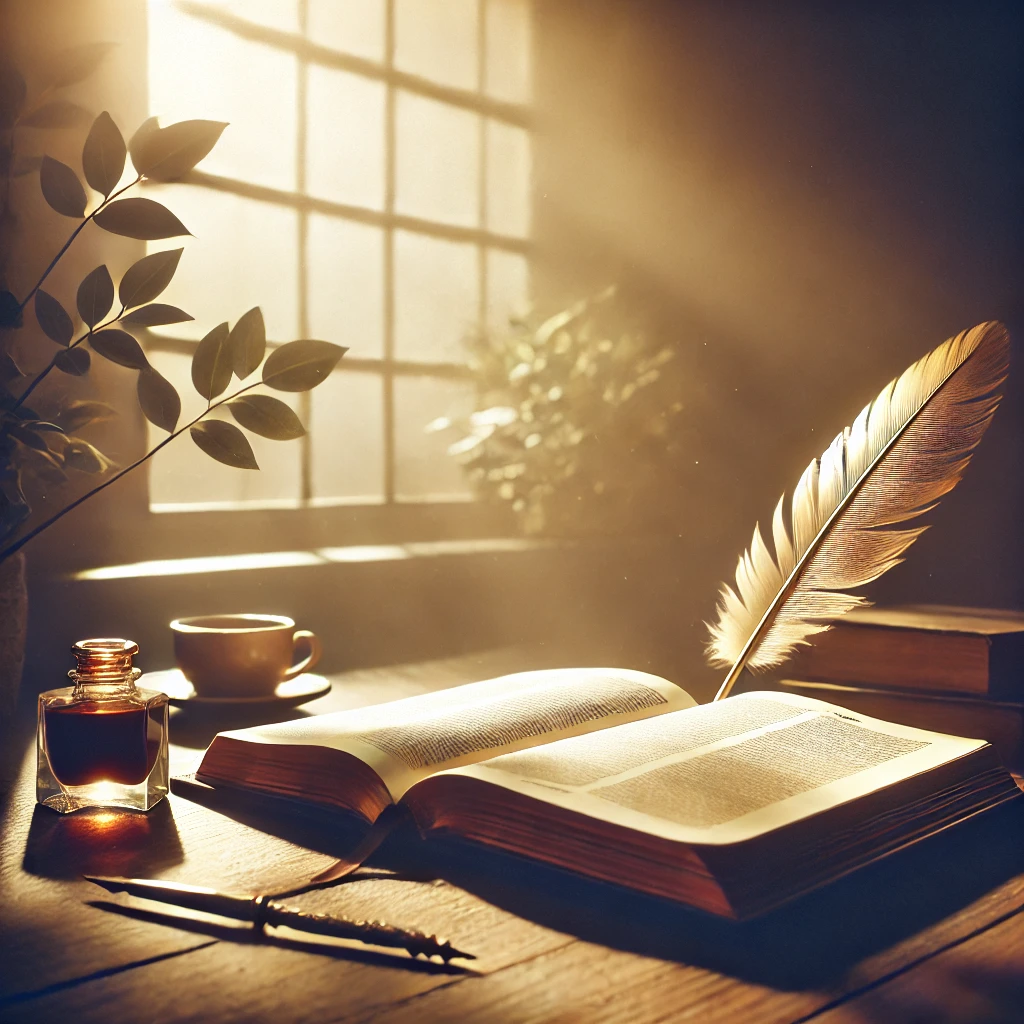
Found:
[37,639,169,813]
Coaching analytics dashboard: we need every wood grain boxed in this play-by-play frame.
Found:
[5,648,1024,1023]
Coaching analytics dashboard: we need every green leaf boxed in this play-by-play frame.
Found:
[130,119,228,181]
[90,329,147,369]
[20,99,91,129]
[118,248,183,308]
[63,438,112,473]
[77,265,114,327]
[121,303,193,327]
[229,395,305,440]
[230,306,265,379]
[82,111,126,196]
[34,290,73,346]
[0,290,23,330]
[40,156,87,217]
[11,154,42,177]
[262,340,347,392]
[55,399,116,432]
[0,58,26,131]
[137,366,180,433]
[190,420,258,470]
[93,198,189,240]
[127,116,159,172]
[46,41,115,89]
[191,322,232,400]
[54,347,90,376]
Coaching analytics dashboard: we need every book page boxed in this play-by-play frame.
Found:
[213,668,694,799]
[448,691,988,845]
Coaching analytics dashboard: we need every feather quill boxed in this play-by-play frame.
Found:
[708,320,1010,701]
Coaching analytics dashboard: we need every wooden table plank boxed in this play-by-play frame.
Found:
[0,879,574,1024]
[0,750,218,1002]
[811,903,1024,1023]
[0,650,576,1015]
[6,648,1024,1023]
[360,803,1024,1024]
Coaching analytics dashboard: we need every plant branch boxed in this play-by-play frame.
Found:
[0,379,263,564]
[16,175,141,313]
[13,308,123,412]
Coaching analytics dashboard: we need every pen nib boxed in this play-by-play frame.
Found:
[404,932,476,963]
[83,875,129,894]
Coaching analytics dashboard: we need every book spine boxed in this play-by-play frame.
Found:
[786,625,992,695]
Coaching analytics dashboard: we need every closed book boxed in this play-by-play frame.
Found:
[187,667,1021,920]
[784,605,1024,698]
[775,679,1024,771]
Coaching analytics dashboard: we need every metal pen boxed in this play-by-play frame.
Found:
[85,875,474,963]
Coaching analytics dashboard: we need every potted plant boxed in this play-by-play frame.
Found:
[0,45,345,726]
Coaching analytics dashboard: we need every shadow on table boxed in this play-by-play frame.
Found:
[421,799,1024,991]
[170,777,1024,991]
[168,703,315,754]
[169,773,379,859]
[22,800,185,879]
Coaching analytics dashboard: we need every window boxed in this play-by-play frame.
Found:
[141,0,532,515]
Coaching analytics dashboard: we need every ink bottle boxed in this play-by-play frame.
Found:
[37,639,169,813]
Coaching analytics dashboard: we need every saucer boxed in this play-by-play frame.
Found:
[141,669,331,708]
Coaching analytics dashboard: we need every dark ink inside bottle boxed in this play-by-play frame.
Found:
[37,639,169,813]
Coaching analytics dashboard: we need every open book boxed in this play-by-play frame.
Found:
[194,668,1021,919]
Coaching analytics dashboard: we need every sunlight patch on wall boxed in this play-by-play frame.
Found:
[142,0,532,511]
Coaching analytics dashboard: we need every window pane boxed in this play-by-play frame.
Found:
[146,351,302,508]
[394,377,474,500]
[394,232,479,363]
[485,120,531,238]
[485,0,532,103]
[306,215,384,359]
[310,372,385,501]
[145,185,299,342]
[307,0,385,61]
[395,92,480,227]
[394,0,478,91]
[148,1,298,191]
[486,250,529,332]
[306,66,386,210]
[194,1,300,33]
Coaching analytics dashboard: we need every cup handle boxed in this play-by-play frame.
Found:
[283,630,322,680]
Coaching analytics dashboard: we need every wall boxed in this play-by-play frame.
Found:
[532,0,1024,697]
[5,2,1024,702]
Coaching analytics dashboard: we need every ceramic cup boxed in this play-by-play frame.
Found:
[170,614,322,697]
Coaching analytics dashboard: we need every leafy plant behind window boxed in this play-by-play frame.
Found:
[430,289,691,537]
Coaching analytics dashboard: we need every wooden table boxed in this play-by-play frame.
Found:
[3,649,1024,1024]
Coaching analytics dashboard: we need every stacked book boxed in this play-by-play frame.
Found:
[775,605,1024,771]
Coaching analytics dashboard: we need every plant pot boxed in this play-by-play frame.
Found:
[0,551,28,737]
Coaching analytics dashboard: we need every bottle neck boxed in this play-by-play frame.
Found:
[69,667,142,700]
[68,639,141,699]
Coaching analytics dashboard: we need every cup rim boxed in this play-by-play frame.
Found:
[170,613,295,634]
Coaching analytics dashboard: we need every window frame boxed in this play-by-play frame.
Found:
[139,0,533,537]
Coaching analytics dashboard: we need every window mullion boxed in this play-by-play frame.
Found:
[383,0,397,504]
[297,0,312,505]
[477,0,488,337]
